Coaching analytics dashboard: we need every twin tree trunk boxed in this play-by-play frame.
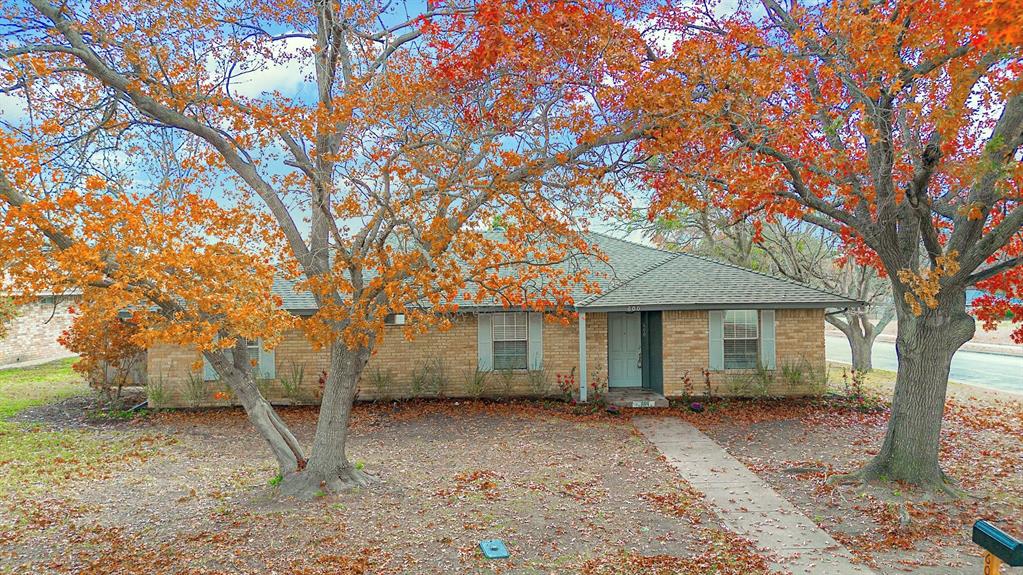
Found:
[207,341,373,498]
[826,310,891,372]
[278,344,375,497]
[849,334,876,372]
[856,288,975,487]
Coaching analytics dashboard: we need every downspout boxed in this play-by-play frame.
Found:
[578,311,588,403]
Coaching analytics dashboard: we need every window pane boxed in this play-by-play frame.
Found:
[723,310,758,339]
[493,340,527,370]
[493,312,528,341]
[724,338,759,370]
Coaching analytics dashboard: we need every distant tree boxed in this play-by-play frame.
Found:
[626,206,893,371]
[58,310,145,402]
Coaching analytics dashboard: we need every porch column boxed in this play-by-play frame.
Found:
[578,311,588,403]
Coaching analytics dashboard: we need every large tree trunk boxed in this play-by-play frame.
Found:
[855,289,974,487]
[204,346,307,475]
[278,342,374,498]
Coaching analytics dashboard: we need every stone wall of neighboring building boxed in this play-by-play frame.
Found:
[145,308,828,408]
[0,296,78,367]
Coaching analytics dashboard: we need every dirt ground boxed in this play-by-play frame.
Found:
[0,400,772,575]
[3,365,1020,575]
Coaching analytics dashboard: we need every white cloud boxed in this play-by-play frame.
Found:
[0,85,31,126]
[227,36,316,101]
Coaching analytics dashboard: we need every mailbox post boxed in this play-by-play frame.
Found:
[972,521,1023,574]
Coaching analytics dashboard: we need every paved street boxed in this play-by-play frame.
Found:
[826,336,1023,395]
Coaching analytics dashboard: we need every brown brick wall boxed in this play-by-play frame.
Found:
[662,308,827,398]
[146,308,826,407]
[148,312,610,407]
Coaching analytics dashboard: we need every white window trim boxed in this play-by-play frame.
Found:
[723,310,760,370]
[492,311,529,371]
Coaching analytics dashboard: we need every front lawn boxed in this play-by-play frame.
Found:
[0,358,84,419]
[0,399,774,575]
[4,359,1016,574]
[0,359,168,499]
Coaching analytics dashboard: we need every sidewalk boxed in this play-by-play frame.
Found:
[634,417,875,575]
[0,354,76,371]
[873,333,1023,357]
[825,324,1023,358]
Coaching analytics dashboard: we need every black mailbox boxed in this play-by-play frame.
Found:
[973,521,1023,566]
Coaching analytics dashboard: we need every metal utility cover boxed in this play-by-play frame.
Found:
[479,539,509,559]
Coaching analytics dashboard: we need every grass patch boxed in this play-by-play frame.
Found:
[0,358,169,497]
[0,357,86,419]
[0,426,168,496]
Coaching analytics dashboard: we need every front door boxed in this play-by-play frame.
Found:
[608,312,642,388]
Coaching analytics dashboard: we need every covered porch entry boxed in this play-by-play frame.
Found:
[579,310,666,407]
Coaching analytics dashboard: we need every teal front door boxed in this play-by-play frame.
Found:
[608,312,642,388]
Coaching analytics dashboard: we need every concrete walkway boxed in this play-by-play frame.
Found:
[634,417,875,575]
[0,354,76,371]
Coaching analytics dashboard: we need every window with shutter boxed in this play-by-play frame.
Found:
[492,312,528,370]
[723,310,759,369]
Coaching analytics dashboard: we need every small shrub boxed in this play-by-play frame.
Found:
[526,368,550,397]
[588,375,608,406]
[256,378,274,399]
[410,358,445,397]
[555,368,576,402]
[268,474,282,487]
[496,368,516,397]
[184,372,209,408]
[841,367,883,411]
[279,362,305,404]
[464,368,489,399]
[145,374,169,410]
[727,365,773,397]
[366,367,396,402]
[679,369,694,402]
[780,361,807,387]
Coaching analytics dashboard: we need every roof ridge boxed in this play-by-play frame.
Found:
[579,251,683,307]
[672,251,858,304]
[586,229,678,256]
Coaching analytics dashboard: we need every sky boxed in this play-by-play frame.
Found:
[0,0,767,247]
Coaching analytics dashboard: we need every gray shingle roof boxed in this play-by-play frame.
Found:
[271,231,860,313]
[272,275,318,313]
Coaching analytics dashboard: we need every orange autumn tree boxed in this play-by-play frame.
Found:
[637,0,1023,488]
[1,0,656,496]
[58,308,145,401]
[0,138,308,472]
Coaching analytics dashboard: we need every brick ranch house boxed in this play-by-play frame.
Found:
[147,233,859,408]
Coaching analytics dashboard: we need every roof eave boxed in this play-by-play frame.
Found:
[282,300,864,315]
[576,301,863,313]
